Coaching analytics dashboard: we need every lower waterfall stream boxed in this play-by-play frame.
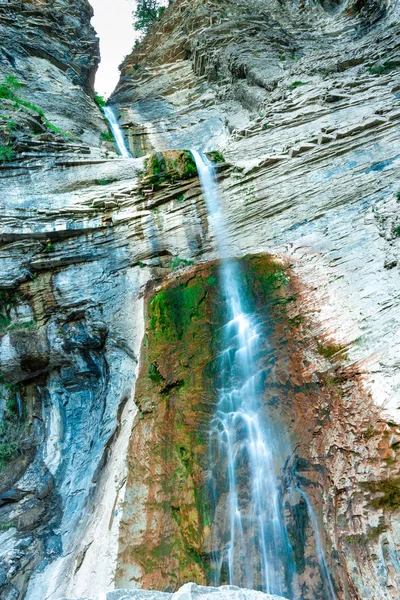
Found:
[191,151,336,599]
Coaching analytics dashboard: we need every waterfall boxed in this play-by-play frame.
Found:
[191,151,336,599]
[103,106,132,157]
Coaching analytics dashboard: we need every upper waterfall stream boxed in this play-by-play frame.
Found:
[103,106,132,157]
[191,151,336,600]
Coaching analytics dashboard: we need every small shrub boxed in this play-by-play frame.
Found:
[101,130,114,142]
[171,257,194,270]
[0,521,15,531]
[317,342,348,360]
[394,225,400,238]
[0,75,23,100]
[368,61,398,75]
[207,151,225,164]
[134,0,166,33]
[0,145,13,162]
[96,178,118,185]
[176,194,185,203]
[183,153,197,178]
[149,362,164,384]
[0,386,25,472]
[288,81,308,90]
[94,92,107,108]
[363,477,400,511]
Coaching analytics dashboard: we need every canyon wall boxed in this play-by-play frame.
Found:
[1,0,400,599]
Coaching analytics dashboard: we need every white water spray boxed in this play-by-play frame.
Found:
[103,106,132,157]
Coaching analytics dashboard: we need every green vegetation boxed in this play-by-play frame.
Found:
[317,342,348,360]
[101,130,114,142]
[171,257,194,270]
[0,145,13,162]
[368,61,398,75]
[149,362,164,384]
[0,383,25,472]
[96,178,118,185]
[288,81,308,90]
[149,279,206,341]
[0,74,65,139]
[143,150,198,189]
[134,0,168,33]
[395,225,400,238]
[44,242,54,252]
[0,521,15,531]
[346,522,389,545]
[362,477,400,511]
[207,150,225,164]
[0,75,23,100]
[175,194,185,203]
[94,92,107,107]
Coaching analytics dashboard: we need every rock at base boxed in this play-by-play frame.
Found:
[59,582,288,600]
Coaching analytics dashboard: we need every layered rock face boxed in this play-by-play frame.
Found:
[1,0,400,599]
[0,0,104,161]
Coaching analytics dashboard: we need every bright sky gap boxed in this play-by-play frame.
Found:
[89,0,138,98]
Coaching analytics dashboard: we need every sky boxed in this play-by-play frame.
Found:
[89,0,138,98]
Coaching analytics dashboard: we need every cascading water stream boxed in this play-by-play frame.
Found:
[103,105,132,157]
[192,151,336,599]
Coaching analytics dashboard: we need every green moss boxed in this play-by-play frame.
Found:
[346,522,388,545]
[142,150,199,189]
[394,225,400,238]
[0,383,25,472]
[368,61,398,75]
[149,280,206,341]
[96,178,118,185]
[171,257,194,270]
[362,477,400,511]
[0,145,13,162]
[149,363,164,384]
[317,342,348,361]
[288,81,308,90]
[206,151,225,164]
[101,130,114,142]
[0,75,66,137]
[183,151,197,177]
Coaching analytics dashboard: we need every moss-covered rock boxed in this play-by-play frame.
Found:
[143,150,198,189]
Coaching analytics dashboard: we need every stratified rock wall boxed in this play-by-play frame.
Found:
[0,0,104,152]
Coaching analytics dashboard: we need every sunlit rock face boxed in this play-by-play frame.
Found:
[1,0,400,599]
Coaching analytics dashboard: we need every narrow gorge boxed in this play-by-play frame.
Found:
[1,1,400,599]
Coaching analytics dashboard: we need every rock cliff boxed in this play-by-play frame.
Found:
[1,0,400,599]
